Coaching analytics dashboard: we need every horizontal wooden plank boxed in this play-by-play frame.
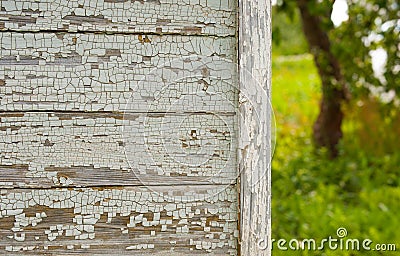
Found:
[0,185,238,255]
[0,32,237,112]
[0,0,236,36]
[0,112,237,187]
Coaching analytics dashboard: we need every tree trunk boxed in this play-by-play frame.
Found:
[296,0,347,157]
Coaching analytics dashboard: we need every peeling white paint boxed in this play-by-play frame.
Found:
[0,186,237,254]
[238,0,272,255]
[0,0,244,255]
[0,0,236,35]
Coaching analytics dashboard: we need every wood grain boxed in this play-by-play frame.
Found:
[238,0,272,255]
[0,32,237,112]
[0,111,237,187]
[0,185,238,255]
[0,0,236,36]
[0,0,243,254]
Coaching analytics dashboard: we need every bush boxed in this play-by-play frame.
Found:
[272,54,400,255]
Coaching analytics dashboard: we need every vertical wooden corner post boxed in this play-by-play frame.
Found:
[238,0,272,255]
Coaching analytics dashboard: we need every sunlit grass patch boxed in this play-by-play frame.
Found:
[271,54,400,256]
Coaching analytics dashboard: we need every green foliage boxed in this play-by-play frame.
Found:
[276,0,400,104]
[272,54,400,255]
[332,0,400,102]
[272,6,309,56]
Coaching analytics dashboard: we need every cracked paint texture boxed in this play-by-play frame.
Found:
[0,112,237,187]
[0,33,237,112]
[0,186,238,255]
[0,0,236,36]
[0,0,239,254]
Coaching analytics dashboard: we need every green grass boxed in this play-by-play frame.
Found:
[271,54,400,255]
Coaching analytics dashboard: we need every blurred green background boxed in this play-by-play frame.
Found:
[271,4,400,256]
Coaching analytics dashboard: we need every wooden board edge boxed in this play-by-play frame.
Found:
[238,0,272,255]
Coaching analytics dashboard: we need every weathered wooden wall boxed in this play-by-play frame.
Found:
[0,0,241,255]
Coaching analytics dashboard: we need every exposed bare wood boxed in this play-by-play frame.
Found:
[0,185,238,255]
[238,0,272,255]
[0,0,258,254]
[0,0,236,36]
[0,33,237,112]
[0,112,237,187]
